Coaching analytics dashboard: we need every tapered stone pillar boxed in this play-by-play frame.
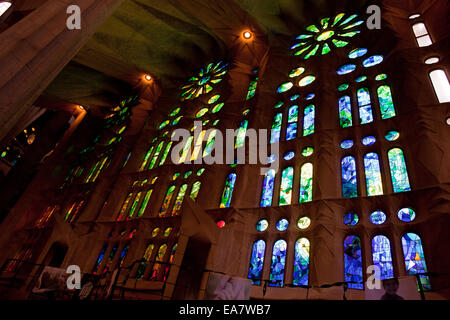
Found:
[0,0,125,144]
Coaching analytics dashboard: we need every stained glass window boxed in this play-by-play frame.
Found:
[297,217,311,229]
[303,105,315,136]
[429,70,450,103]
[363,55,384,67]
[339,96,353,128]
[191,130,206,161]
[150,244,168,280]
[190,181,202,200]
[248,240,266,285]
[348,48,368,59]
[203,129,217,157]
[159,142,173,165]
[261,169,275,207]
[128,192,142,219]
[256,219,269,232]
[178,136,193,164]
[344,235,363,289]
[118,245,129,267]
[284,151,295,160]
[270,113,283,143]
[299,163,313,203]
[278,82,293,93]
[341,156,358,198]
[136,243,154,279]
[302,147,314,157]
[172,184,188,215]
[397,208,416,222]
[385,131,400,141]
[117,192,133,221]
[236,120,249,149]
[149,141,164,169]
[344,212,359,226]
[340,139,354,149]
[370,210,387,225]
[269,240,287,287]
[293,238,310,286]
[93,245,108,272]
[286,105,298,140]
[220,173,237,208]
[139,146,154,171]
[159,185,176,217]
[364,153,383,196]
[388,148,411,193]
[279,167,294,206]
[357,88,374,124]
[246,76,259,100]
[377,86,396,119]
[372,235,394,280]
[402,233,431,290]
[298,75,316,87]
[362,136,376,146]
[337,64,356,75]
[276,219,289,231]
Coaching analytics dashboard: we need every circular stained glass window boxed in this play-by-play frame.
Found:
[289,67,305,78]
[306,93,315,100]
[164,227,173,237]
[169,107,181,117]
[256,219,269,232]
[362,136,376,146]
[385,130,400,141]
[397,208,416,222]
[274,101,284,109]
[363,55,384,68]
[278,82,293,93]
[337,64,356,75]
[152,227,160,237]
[284,151,295,160]
[344,212,359,226]
[208,95,221,104]
[297,217,311,230]
[370,211,387,225]
[302,147,314,157]
[340,139,354,149]
[211,103,224,113]
[276,219,289,231]
[348,48,368,59]
[217,220,226,228]
[299,75,316,87]
[195,108,209,118]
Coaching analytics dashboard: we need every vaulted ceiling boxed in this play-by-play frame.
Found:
[43,0,382,111]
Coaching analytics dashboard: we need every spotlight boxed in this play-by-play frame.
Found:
[243,31,252,40]
[145,74,152,81]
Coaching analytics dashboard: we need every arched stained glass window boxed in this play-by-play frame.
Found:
[341,156,358,198]
[344,235,363,289]
[377,86,396,119]
[220,173,237,208]
[260,169,276,207]
[235,120,249,149]
[128,191,143,219]
[203,130,217,157]
[388,148,411,193]
[279,167,294,206]
[246,75,259,100]
[270,113,283,143]
[117,192,133,221]
[118,245,129,267]
[159,142,173,166]
[248,240,266,285]
[139,146,154,171]
[270,240,287,287]
[364,153,383,196]
[159,185,176,217]
[339,96,353,128]
[372,235,394,280]
[137,189,153,217]
[299,163,313,203]
[357,88,373,124]
[191,131,206,161]
[293,238,310,286]
[172,184,188,215]
[149,141,165,169]
[150,244,168,280]
[190,181,202,200]
[93,244,108,272]
[286,105,298,140]
[303,105,315,136]
[402,233,431,290]
[136,244,154,279]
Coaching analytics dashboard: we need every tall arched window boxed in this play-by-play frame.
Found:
[372,235,394,280]
[172,184,188,215]
[149,141,165,169]
[270,113,283,143]
[279,167,293,206]
[118,245,129,267]
[203,130,217,157]
[293,238,310,286]
[117,192,133,221]
[159,185,176,217]
[260,169,276,207]
[219,173,237,208]
[150,244,168,280]
[339,96,352,128]
[286,105,298,140]
[137,189,153,217]
[93,244,108,273]
[128,192,143,219]
[402,233,431,290]
[364,153,383,196]
[139,146,154,171]
[190,181,202,200]
[429,70,450,103]
[341,156,358,198]
[270,240,287,287]
[248,240,266,285]
[136,244,154,279]
[303,104,315,136]
[377,85,396,119]
[387,148,411,193]
[357,88,373,124]
[344,235,363,289]
[412,22,432,47]
[235,120,248,148]
[299,163,313,203]
[159,142,173,165]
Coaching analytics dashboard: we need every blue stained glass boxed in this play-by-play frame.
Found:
[290,94,300,101]
[358,88,373,124]
[363,55,384,68]
[348,48,368,59]
[402,233,431,291]
[260,169,276,207]
[344,212,359,226]
[306,93,315,100]
[344,235,363,289]
[341,156,358,198]
[270,113,283,143]
[385,130,400,141]
[370,210,387,225]
[372,235,394,280]
[397,208,416,222]
[219,173,237,208]
[269,240,287,287]
[378,85,396,119]
[276,219,289,231]
[337,64,356,75]
[339,96,352,128]
[303,105,315,136]
[388,148,411,193]
[283,151,295,160]
[248,240,266,285]
[340,139,354,149]
[286,123,297,140]
[288,105,299,122]
[256,219,269,232]
[356,75,367,83]
[364,153,384,196]
[362,136,376,146]
[293,238,310,286]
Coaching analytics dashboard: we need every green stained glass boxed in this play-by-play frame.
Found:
[85,160,100,183]
[364,153,384,196]
[296,34,313,40]
[172,173,180,180]
[378,85,396,119]
[169,107,181,117]
[203,129,217,157]
[220,173,237,208]
[159,185,176,217]
[332,39,349,47]
[197,168,205,176]
[338,84,349,91]
[320,17,330,29]
[136,244,154,279]
[299,163,313,203]
[321,43,331,55]
[332,13,345,26]
[301,147,314,157]
[211,103,224,113]
[385,131,400,141]
[277,82,293,93]
[172,116,182,125]
[270,113,283,143]
[376,74,387,81]
[279,167,294,206]
[339,96,353,128]
[299,75,316,87]
[317,30,334,41]
[246,78,258,100]
[172,184,188,215]
[295,45,312,56]
[303,105,315,136]
[149,141,164,169]
[304,44,319,59]
[340,14,358,26]
[306,24,320,33]
[129,192,142,219]
[208,95,221,104]
[388,148,411,193]
[137,190,153,217]
[195,108,209,118]
[191,130,206,161]
[340,31,360,37]
[159,142,173,166]
[92,157,109,182]
[178,136,193,164]
[159,120,170,130]
[289,67,305,78]
[213,119,220,126]
[190,181,201,200]
[184,171,192,179]
[274,101,284,109]
[356,76,367,83]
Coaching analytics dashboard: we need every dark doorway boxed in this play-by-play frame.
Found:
[172,238,210,300]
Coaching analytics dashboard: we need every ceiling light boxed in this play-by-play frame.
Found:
[145,74,152,81]
[243,31,252,40]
